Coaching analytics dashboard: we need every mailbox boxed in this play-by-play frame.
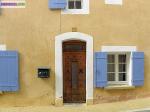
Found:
[38,67,50,78]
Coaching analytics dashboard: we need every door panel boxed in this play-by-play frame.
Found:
[63,52,86,103]
[71,61,78,89]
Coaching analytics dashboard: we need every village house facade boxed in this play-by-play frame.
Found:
[0,0,149,106]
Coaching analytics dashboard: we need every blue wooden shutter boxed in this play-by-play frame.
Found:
[0,51,19,91]
[94,52,107,87]
[132,52,144,86]
[49,0,67,9]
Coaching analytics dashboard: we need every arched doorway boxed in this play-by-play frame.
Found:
[55,32,93,105]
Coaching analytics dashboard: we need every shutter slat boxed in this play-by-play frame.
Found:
[0,51,19,91]
[132,52,144,86]
[94,52,107,87]
[49,0,67,9]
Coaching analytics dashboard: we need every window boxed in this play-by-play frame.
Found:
[68,0,82,9]
[61,0,89,14]
[107,53,129,85]
[94,46,144,89]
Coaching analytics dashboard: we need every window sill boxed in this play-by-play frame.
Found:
[61,9,89,14]
[104,85,135,90]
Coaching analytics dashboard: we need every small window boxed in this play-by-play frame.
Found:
[63,40,86,52]
[107,53,129,85]
[61,0,89,14]
[68,0,82,9]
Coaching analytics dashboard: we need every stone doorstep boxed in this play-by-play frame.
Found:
[64,103,86,107]
[55,98,93,106]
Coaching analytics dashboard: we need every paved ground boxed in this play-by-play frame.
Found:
[127,109,150,112]
[0,98,150,112]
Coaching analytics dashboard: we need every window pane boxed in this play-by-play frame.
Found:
[75,1,82,9]
[119,54,126,63]
[108,73,115,81]
[119,73,126,81]
[108,64,115,72]
[63,44,84,52]
[108,55,115,63]
[68,1,75,9]
[71,61,78,89]
[119,64,126,72]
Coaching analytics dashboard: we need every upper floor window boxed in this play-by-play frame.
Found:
[68,0,82,9]
[62,0,89,14]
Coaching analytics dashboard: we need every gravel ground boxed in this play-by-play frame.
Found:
[0,98,149,112]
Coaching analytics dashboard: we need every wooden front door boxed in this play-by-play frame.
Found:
[63,41,86,103]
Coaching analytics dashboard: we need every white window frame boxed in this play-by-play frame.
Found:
[61,0,89,14]
[105,0,123,5]
[0,45,6,51]
[102,46,137,86]
[107,52,130,85]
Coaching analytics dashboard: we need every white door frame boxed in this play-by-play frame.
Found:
[55,32,93,104]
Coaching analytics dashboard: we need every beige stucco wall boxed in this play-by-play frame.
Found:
[0,0,150,106]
